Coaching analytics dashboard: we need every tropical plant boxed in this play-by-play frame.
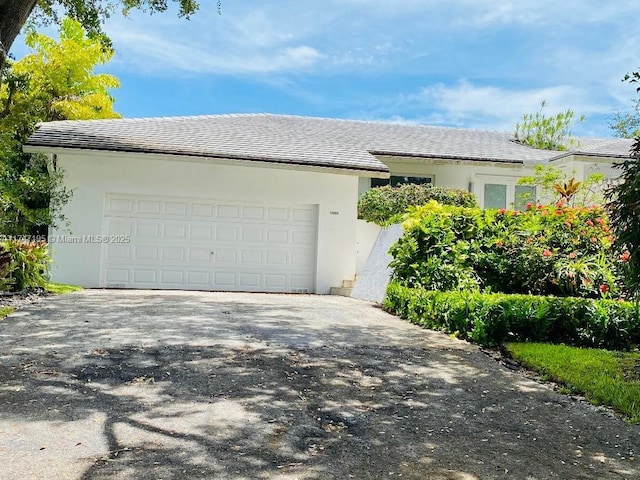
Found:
[517,165,606,207]
[514,101,585,151]
[0,17,120,235]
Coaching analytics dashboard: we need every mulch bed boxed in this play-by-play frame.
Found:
[0,288,51,309]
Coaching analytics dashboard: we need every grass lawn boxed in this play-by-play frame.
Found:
[506,342,640,423]
[0,306,15,319]
[45,282,83,294]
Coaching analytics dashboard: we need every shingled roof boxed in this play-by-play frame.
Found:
[25,114,633,174]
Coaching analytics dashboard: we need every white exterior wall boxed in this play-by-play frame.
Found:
[49,151,360,294]
[355,219,382,274]
[366,157,536,207]
[360,155,626,208]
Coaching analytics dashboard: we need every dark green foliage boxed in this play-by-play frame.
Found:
[390,202,623,299]
[384,283,640,350]
[33,0,205,47]
[357,184,478,226]
[607,139,640,299]
[0,240,50,291]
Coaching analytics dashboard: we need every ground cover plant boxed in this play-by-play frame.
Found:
[506,342,640,423]
[0,306,14,319]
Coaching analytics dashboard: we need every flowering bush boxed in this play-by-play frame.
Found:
[389,201,626,299]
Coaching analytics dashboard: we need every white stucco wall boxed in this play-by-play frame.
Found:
[355,219,382,274]
[49,151,360,294]
[359,155,626,208]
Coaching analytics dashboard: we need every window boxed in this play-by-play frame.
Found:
[478,178,536,210]
[371,175,434,188]
[514,185,536,210]
[483,184,507,209]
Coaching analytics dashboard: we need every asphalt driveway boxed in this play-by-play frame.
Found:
[0,290,639,479]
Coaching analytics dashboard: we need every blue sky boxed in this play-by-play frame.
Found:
[14,0,640,137]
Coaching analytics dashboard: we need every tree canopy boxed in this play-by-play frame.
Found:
[608,100,640,139]
[1,0,210,72]
[607,66,640,298]
[514,101,584,151]
[0,17,120,235]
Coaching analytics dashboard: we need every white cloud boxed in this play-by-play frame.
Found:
[374,80,611,132]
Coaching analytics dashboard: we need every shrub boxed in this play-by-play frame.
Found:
[357,184,478,226]
[0,240,51,291]
[384,283,640,350]
[390,201,623,299]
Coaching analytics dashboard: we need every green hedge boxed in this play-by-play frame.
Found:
[357,184,478,226]
[384,282,640,350]
[0,240,50,291]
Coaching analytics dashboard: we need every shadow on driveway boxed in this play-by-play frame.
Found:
[0,290,638,479]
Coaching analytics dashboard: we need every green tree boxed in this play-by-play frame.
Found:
[608,99,640,138]
[514,100,585,151]
[0,17,120,235]
[606,139,640,298]
[0,0,211,72]
[607,67,640,298]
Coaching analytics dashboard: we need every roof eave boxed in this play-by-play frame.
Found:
[370,150,527,165]
[23,144,390,178]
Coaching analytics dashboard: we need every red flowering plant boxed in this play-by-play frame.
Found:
[481,203,620,298]
[391,201,623,299]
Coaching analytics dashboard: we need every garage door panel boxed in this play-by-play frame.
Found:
[218,204,240,218]
[106,244,131,260]
[105,268,129,283]
[214,272,236,286]
[188,271,211,286]
[136,222,161,238]
[266,229,288,243]
[214,249,236,263]
[138,200,161,215]
[190,225,212,241]
[268,207,290,221]
[162,247,185,262]
[240,250,263,265]
[216,226,238,241]
[133,269,157,284]
[242,227,263,242]
[165,201,188,215]
[191,202,214,217]
[161,270,184,284]
[102,194,317,292]
[243,206,265,220]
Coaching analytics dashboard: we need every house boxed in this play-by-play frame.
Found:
[24,114,633,294]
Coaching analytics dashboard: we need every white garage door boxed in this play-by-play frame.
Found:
[100,194,318,292]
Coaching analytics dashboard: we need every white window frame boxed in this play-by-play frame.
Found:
[475,175,535,210]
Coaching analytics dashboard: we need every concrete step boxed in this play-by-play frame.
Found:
[329,287,353,297]
[342,279,355,289]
